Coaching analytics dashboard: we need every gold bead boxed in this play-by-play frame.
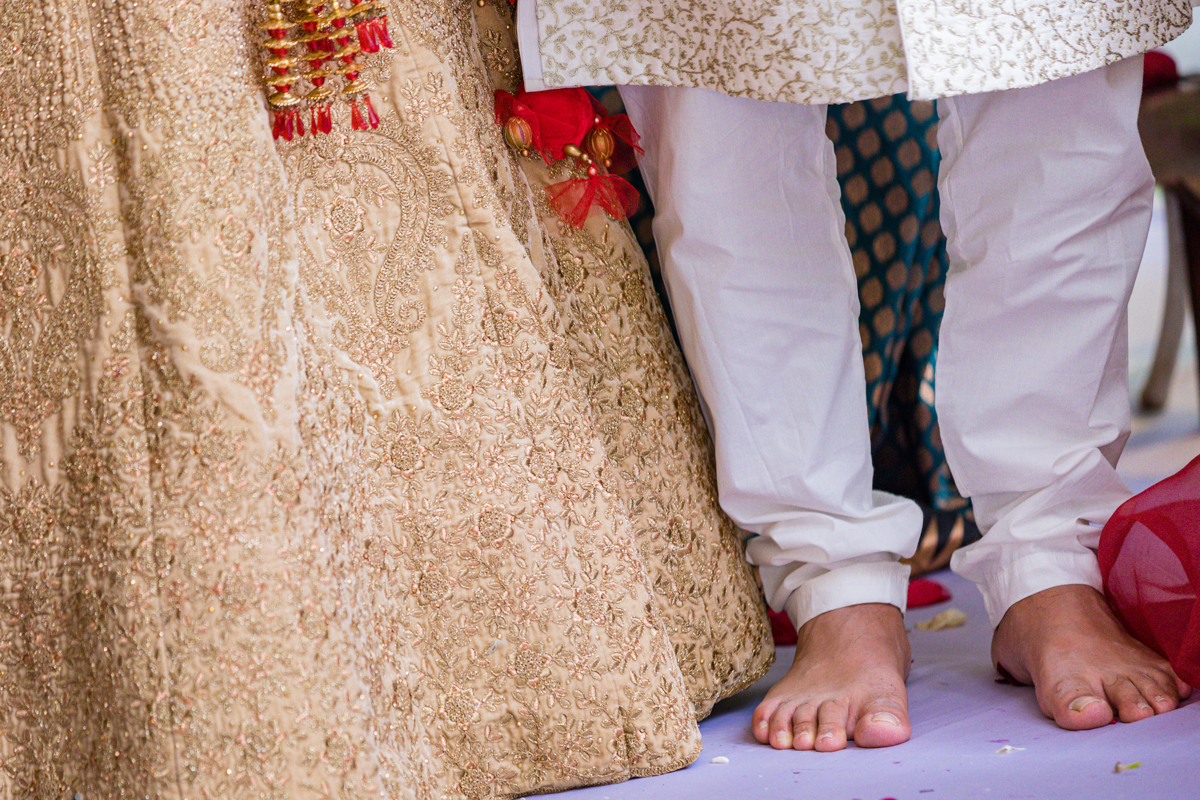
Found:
[583,126,616,164]
[502,115,535,152]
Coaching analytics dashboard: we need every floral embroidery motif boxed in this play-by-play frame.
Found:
[533,0,1192,103]
[0,0,771,797]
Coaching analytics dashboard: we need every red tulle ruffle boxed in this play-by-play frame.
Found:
[545,174,640,229]
[1100,455,1200,687]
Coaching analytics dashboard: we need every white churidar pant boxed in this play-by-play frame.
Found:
[618,56,1152,629]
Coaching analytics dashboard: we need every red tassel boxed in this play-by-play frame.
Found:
[272,108,297,141]
[310,104,334,136]
[545,174,639,228]
[375,16,394,49]
[356,18,379,53]
[350,99,366,131]
[591,173,639,219]
[605,114,642,153]
[364,94,380,129]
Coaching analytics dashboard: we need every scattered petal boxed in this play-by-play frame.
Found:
[1114,761,1142,774]
[995,745,1026,754]
[916,608,969,631]
[710,756,729,764]
[908,578,952,608]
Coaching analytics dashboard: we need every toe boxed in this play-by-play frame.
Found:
[854,703,911,748]
[1134,673,1182,716]
[1047,685,1114,730]
[814,700,849,752]
[1106,677,1154,723]
[768,703,799,750]
[791,705,818,751]
[751,702,774,744]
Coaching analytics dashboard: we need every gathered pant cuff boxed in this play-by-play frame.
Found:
[955,547,1103,629]
[783,560,912,631]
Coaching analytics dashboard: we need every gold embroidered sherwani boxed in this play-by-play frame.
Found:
[0,1,772,797]
[528,0,1194,103]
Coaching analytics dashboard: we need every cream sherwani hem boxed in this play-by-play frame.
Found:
[520,0,1191,103]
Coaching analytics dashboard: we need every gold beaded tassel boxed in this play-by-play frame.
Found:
[325,0,380,131]
[261,0,393,140]
[295,0,337,134]
[260,3,303,141]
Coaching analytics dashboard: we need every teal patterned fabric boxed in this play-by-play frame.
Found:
[827,97,979,570]
[592,88,979,573]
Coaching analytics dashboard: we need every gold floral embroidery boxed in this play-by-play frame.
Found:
[0,0,770,798]
[533,0,1192,103]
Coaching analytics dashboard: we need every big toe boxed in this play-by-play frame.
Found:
[1051,691,1115,731]
[853,705,911,748]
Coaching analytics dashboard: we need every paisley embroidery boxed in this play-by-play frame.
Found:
[0,0,771,797]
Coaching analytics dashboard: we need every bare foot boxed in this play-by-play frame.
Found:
[752,603,911,752]
[992,584,1192,730]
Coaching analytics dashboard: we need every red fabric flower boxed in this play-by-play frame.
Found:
[495,86,645,226]
[495,86,595,163]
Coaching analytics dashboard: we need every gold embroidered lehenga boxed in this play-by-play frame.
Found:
[0,1,772,797]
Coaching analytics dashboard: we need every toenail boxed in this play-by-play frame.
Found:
[1136,702,1151,710]
[755,720,768,731]
[870,712,901,726]
[818,732,834,742]
[1155,695,1168,704]
[1068,696,1102,713]
[774,732,790,745]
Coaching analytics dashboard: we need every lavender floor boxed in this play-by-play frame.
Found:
[560,566,1199,800]
[556,195,1200,798]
